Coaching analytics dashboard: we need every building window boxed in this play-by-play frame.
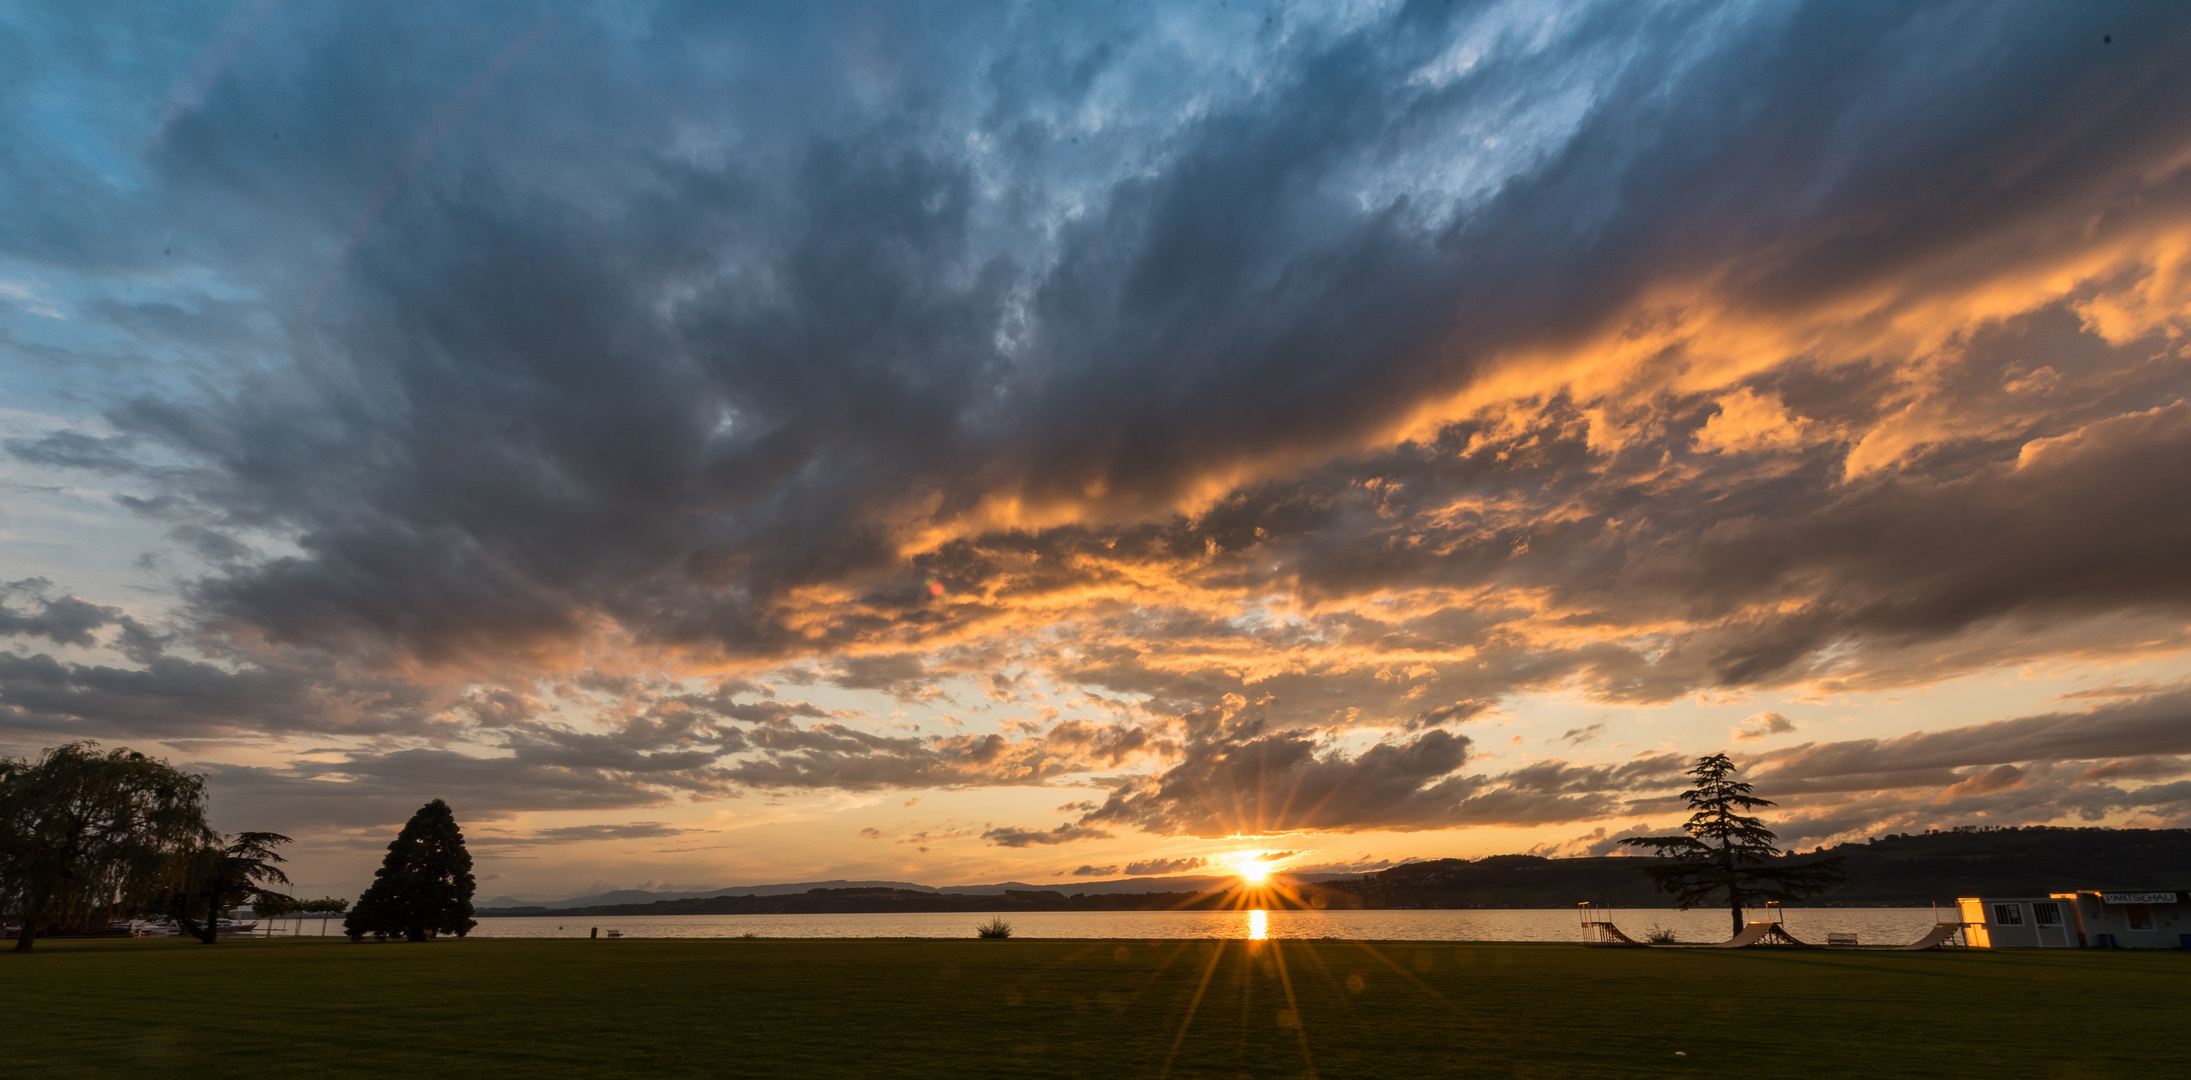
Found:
[2032,902,2062,926]
[1992,904,2023,925]
[2125,905,2153,931]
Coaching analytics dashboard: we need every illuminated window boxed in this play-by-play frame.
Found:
[1992,904,2023,925]
[2125,905,2153,931]
[2032,903,2062,926]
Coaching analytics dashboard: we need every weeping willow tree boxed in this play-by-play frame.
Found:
[0,742,210,951]
[1621,753,1847,937]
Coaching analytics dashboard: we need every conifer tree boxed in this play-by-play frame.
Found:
[1621,753,1846,937]
[345,799,476,942]
[170,831,294,944]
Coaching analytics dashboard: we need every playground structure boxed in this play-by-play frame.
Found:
[1577,901,1968,950]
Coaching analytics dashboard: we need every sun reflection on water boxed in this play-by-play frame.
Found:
[1248,909,1268,940]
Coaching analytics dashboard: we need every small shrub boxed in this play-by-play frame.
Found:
[1644,925,1678,944]
[975,917,1013,939]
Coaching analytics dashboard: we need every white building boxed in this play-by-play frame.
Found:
[1958,890,2188,949]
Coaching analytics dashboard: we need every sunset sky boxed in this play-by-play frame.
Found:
[4,1,2189,901]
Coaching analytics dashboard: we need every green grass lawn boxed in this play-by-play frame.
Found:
[3,936,2180,1078]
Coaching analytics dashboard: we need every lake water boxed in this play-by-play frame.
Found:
[457,907,1951,946]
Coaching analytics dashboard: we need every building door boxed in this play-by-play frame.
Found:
[2031,902,2070,947]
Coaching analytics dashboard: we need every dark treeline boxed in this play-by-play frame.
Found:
[1303,826,2191,910]
[1803,826,2191,902]
[3,742,478,949]
[478,826,2191,918]
[0,742,295,949]
[478,884,1372,919]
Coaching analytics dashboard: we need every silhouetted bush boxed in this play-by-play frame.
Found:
[975,917,1012,939]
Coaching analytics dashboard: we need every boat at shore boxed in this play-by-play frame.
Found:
[101,918,260,937]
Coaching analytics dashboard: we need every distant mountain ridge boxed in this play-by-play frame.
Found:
[479,872,1361,911]
[477,827,2191,916]
[1329,826,2191,909]
[478,880,938,909]
[942,873,1358,896]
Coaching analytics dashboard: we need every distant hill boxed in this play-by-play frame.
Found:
[477,880,938,910]
[1323,827,2191,908]
[939,873,1356,896]
[935,876,1230,896]
[478,871,1363,910]
[1803,825,2191,902]
[474,885,1321,918]
[471,827,2191,917]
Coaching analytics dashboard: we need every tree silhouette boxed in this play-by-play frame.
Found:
[0,742,208,952]
[171,831,295,944]
[252,892,299,933]
[345,799,476,942]
[300,895,351,936]
[1621,753,1846,937]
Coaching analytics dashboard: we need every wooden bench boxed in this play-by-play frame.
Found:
[1827,933,1859,945]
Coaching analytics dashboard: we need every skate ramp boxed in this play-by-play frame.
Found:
[1896,923,1967,950]
[1689,922,1814,948]
[1581,921,1647,947]
[1711,921,1787,947]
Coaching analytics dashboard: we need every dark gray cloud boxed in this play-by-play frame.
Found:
[1057,689,2191,845]
[1557,723,1606,747]
[1748,686,2191,792]
[1079,712,1484,837]
[12,2,2183,674]
[147,687,769,835]
[473,822,698,847]
[3,432,139,473]
[723,717,1151,792]
[1602,688,2191,845]
[1733,712,1796,742]
[0,650,444,742]
[4,1,2190,839]
[0,580,129,648]
[981,823,1114,848]
[196,747,699,833]
[1123,856,1207,876]
[824,654,947,703]
[1054,700,1683,839]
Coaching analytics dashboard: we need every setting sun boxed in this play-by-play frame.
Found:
[1237,860,1271,883]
